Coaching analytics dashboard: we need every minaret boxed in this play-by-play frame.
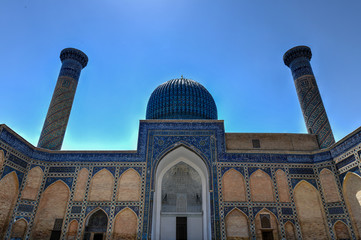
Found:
[38,48,88,150]
[283,46,335,148]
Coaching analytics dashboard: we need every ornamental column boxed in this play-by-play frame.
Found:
[38,48,88,150]
[283,46,335,148]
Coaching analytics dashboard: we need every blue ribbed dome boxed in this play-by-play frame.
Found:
[146,78,218,120]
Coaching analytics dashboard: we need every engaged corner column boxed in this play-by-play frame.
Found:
[37,48,88,150]
[283,46,335,148]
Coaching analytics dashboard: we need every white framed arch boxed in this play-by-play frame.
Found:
[152,146,211,240]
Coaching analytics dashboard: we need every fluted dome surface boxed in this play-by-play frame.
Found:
[146,78,218,120]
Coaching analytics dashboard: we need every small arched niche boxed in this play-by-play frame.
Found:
[225,208,249,239]
[11,218,27,239]
[112,207,138,240]
[152,146,211,240]
[284,221,296,240]
[83,209,108,240]
[333,220,351,240]
[67,219,79,240]
[254,208,279,240]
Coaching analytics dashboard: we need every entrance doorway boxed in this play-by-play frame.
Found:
[83,210,108,240]
[261,231,274,240]
[176,217,187,240]
[152,147,211,240]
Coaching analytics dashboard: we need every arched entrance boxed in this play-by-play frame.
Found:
[84,209,108,240]
[152,146,211,240]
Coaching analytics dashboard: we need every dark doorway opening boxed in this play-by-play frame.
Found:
[50,219,63,240]
[50,231,61,240]
[93,233,104,240]
[176,217,187,240]
[262,230,274,240]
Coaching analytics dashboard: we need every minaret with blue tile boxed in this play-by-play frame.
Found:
[38,48,88,150]
[284,46,335,148]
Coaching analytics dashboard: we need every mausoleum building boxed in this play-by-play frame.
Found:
[1,46,361,240]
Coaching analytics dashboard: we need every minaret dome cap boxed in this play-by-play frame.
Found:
[283,45,312,67]
[60,48,88,68]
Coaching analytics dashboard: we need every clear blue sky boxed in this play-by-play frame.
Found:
[1,0,360,150]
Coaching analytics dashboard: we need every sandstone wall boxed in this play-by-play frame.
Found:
[21,166,43,200]
[294,181,328,239]
[117,169,141,201]
[284,221,296,240]
[112,208,138,240]
[225,133,319,151]
[11,219,27,239]
[0,172,19,238]
[88,169,114,201]
[250,170,274,202]
[225,209,249,240]
[66,220,78,240]
[31,180,70,239]
[222,169,246,202]
[73,168,89,201]
[343,172,361,238]
[319,168,341,202]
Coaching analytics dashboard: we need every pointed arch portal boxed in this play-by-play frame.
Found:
[152,146,211,240]
[84,209,108,240]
